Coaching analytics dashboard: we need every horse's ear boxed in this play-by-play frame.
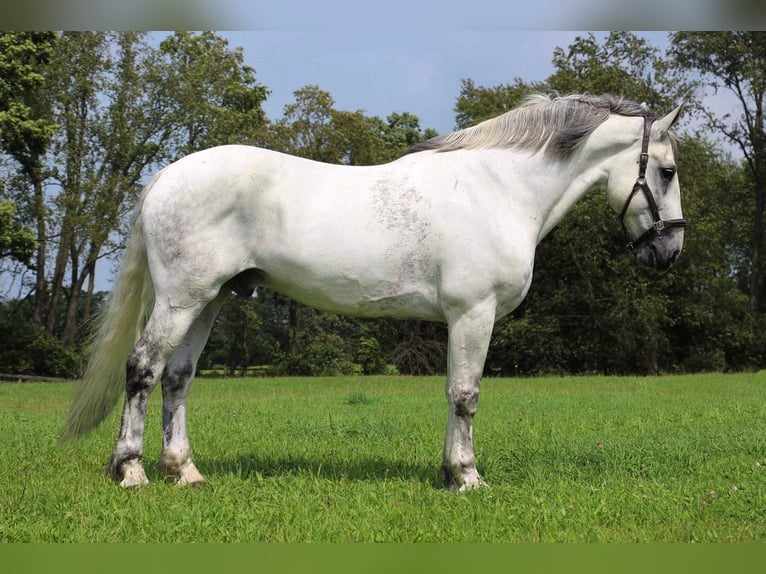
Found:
[652,102,684,137]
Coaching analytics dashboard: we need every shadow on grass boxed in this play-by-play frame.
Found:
[194,453,444,489]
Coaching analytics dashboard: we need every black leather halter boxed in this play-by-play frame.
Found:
[618,114,687,249]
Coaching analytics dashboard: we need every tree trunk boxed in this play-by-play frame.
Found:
[286,300,301,355]
[82,260,96,325]
[751,182,765,312]
[60,243,97,346]
[644,332,659,375]
[31,177,47,326]
[45,224,73,336]
[750,98,766,313]
[61,272,84,346]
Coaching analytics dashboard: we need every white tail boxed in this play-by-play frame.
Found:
[60,212,154,442]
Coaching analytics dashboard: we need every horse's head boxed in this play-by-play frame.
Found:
[606,103,686,272]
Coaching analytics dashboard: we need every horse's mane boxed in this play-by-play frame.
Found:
[404,93,652,159]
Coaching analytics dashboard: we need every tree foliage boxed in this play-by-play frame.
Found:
[156,31,269,155]
[669,32,766,313]
[0,31,58,326]
[454,78,541,129]
[0,32,57,174]
[0,200,35,264]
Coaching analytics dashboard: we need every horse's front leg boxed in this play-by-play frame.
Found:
[442,298,496,491]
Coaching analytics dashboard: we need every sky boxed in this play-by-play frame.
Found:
[9,0,766,30]
[220,31,672,135]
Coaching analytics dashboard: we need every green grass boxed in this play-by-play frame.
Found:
[1,373,766,542]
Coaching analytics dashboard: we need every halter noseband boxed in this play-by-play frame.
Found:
[618,114,687,250]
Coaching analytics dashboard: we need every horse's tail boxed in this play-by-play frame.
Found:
[60,184,157,443]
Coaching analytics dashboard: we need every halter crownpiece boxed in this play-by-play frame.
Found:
[618,114,687,250]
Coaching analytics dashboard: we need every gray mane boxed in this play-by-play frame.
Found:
[404,93,652,158]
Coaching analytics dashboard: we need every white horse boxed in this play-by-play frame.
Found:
[61,94,686,491]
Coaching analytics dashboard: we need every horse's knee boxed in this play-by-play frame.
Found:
[446,380,480,417]
[162,361,194,395]
[125,353,157,396]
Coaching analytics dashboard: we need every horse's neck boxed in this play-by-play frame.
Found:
[531,116,640,242]
[533,153,610,241]
[473,148,609,243]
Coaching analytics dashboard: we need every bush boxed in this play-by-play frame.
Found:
[0,318,83,378]
[279,334,357,376]
[356,336,387,375]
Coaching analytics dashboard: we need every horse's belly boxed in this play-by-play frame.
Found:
[262,269,443,321]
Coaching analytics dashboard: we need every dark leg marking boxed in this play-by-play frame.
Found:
[161,361,193,445]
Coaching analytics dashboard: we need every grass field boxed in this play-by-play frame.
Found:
[1,373,766,542]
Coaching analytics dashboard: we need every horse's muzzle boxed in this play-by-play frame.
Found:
[635,228,684,272]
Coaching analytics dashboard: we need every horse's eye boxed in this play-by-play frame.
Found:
[660,167,676,182]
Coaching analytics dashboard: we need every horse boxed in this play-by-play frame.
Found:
[60,94,686,491]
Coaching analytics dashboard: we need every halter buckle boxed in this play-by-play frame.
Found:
[639,152,649,173]
[654,219,665,233]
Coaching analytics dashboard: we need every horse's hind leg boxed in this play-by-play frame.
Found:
[158,291,228,486]
[109,299,210,488]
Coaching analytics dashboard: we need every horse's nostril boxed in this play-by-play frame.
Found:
[648,244,658,266]
[670,249,680,264]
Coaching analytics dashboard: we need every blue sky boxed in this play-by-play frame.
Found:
[20,0,760,31]
[220,31,672,135]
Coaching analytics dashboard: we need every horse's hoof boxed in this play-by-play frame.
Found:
[115,459,150,488]
[457,477,489,492]
[160,459,206,487]
[174,464,206,487]
[442,464,488,492]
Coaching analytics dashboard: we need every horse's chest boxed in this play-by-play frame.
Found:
[492,249,536,320]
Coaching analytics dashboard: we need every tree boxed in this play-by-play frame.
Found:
[377,111,439,156]
[266,86,338,358]
[269,85,337,161]
[0,32,57,323]
[548,32,680,109]
[267,87,373,360]
[669,32,766,312]
[5,31,270,348]
[535,32,679,375]
[460,32,729,375]
[664,136,761,371]
[42,32,170,344]
[155,31,269,156]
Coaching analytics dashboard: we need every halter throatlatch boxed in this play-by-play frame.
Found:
[618,115,687,250]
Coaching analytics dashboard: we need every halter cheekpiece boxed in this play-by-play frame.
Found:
[618,114,687,249]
